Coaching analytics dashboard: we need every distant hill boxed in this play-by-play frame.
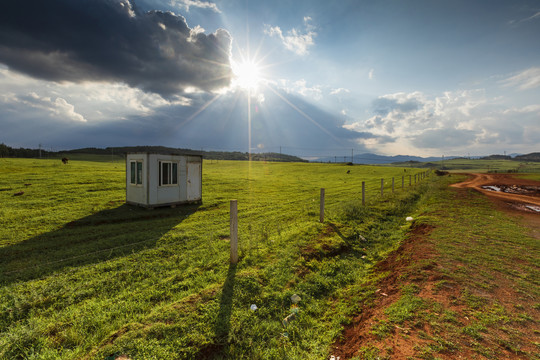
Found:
[63,146,307,162]
[513,152,540,162]
[2,142,538,163]
[313,153,451,165]
[0,144,307,162]
[480,155,512,160]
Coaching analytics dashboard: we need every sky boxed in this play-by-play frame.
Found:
[1,0,539,159]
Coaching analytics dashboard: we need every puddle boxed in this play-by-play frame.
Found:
[482,185,540,195]
[510,203,540,213]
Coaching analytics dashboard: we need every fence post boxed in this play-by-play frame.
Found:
[320,188,325,223]
[414,174,417,184]
[362,181,365,206]
[392,177,395,193]
[381,178,384,197]
[230,200,238,264]
[409,175,412,186]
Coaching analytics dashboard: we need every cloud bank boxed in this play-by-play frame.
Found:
[345,89,540,155]
[0,0,232,97]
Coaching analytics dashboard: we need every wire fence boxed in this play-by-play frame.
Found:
[1,169,432,279]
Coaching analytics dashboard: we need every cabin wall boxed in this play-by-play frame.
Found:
[126,153,202,207]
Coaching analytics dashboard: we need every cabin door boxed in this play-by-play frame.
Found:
[187,162,201,201]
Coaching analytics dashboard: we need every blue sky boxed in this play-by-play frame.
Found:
[1,0,539,158]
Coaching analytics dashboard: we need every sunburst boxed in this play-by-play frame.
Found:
[232,59,263,91]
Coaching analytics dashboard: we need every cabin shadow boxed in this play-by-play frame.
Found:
[0,203,200,285]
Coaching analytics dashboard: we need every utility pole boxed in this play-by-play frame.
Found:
[351,148,354,163]
[38,144,42,159]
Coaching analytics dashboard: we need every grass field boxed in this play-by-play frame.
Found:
[0,158,429,359]
[432,158,540,173]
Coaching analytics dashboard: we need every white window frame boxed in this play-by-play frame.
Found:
[159,161,178,186]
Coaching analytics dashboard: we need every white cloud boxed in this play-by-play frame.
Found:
[330,88,350,95]
[4,92,87,122]
[0,68,192,123]
[344,89,540,155]
[279,78,323,100]
[53,98,86,122]
[368,69,374,80]
[169,0,221,13]
[264,17,317,55]
[508,11,540,25]
[500,67,540,90]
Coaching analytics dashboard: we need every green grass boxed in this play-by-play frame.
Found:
[432,158,540,173]
[0,158,430,359]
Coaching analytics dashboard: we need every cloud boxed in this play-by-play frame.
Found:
[330,88,350,95]
[279,79,323,100]
[344,89,540,155]
[264,17,316,55]
[4,92,86,122]
[368,69,374,80]
[169,0,221,13]
[0,0,232,97]
[371,93,421,116]
[0,66,193,126]
[508,11,540,25]
[500,67,540,90]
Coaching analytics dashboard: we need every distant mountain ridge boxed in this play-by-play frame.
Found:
[312,153,453,165]
[1,143,538,163]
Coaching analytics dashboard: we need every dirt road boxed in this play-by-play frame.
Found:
[451,173,540,209]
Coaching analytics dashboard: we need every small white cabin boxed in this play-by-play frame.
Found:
[126,152,202,208]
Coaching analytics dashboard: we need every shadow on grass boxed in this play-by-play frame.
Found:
[0,203,200,285]
[203,263,237,359]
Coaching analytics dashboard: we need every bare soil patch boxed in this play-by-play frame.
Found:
[333,223,438,359]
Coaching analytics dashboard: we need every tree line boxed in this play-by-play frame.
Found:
[0,144,308,162]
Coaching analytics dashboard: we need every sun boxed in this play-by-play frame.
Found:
[232,59,262,91]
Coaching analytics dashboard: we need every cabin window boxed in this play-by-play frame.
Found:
[130,161,143,185]
[159,161,178,186]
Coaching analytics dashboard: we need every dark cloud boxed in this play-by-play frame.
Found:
[372,97,419,116]
[0,0,232,96]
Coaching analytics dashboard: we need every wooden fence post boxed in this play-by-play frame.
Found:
[320,188,325,223]
[392,177,395,193]
[362,181,365,206]
[230,200,238,264]
[381,178,384,197]
[409,175,412,186]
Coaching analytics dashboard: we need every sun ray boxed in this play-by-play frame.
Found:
[264,84,343,145]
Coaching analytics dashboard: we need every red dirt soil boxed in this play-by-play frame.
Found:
[333,173,539,360]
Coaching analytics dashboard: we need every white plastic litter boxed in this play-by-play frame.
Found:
[250,304,258,311]
[290,294,301,304]
[406,216,414,221]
